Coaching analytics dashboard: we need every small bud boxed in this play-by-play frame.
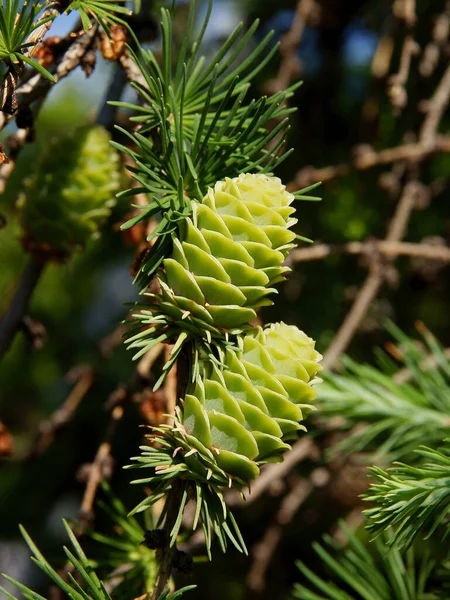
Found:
[0,143,8,164]
[100,25,128,61]
[142,529,166,549]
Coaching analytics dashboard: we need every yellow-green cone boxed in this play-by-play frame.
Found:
[161,173,297,329]
[19,126,121,254]
[128,173,299,366]
[182,322,323,481]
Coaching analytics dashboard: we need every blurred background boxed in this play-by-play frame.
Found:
[1,0,449,598]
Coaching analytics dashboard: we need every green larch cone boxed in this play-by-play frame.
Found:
[129,323,322,555]
[19,126,122,254]
[162,173,297,325]
[127,174,298,368]
[182,322,323,481]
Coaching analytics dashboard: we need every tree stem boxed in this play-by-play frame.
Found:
[152,342,192,598]
[0,254,46,362]
[152,483,183,599]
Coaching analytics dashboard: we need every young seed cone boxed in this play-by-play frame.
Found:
[182,322,323,481]
[128,174,299,365]
[19,126,121,255]
[161,173,297,329]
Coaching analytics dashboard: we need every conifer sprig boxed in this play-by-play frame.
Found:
[294,524,447,600]
[1,520,114,600]
[65,0,132,31]
[364,443,450,551]
[114,0,301,286]
[316,324,450,462]
[0,519,194,600]
[89,487,159,598]
[0,0,56,82]
[127,417,249,560]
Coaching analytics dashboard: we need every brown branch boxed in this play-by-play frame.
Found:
[27,366,94,459]
[79,404,124,526]
[266,0,316,94]
[0,255,46,362]
[0,3,60,114]
[403,0,417,27]
[164,345,177,425]
[76,336,165,525]
[26,4,61,50]
[118,51,147,88]
[321,51,450,368]
[289,240,450,264]
[420,61,450,149]
[0,24,98,131]
[419,3,450,77]
[388,0,418,112]
[151,483,183,600]
[388,36,420,112]
[322,262,383,370]
[288,136,450,188]
[322,181,417,369]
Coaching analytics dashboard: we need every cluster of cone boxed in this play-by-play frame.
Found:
[156,173,322,483]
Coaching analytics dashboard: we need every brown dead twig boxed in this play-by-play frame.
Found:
[389,0,418,112]
[322,176,420,370]
[27,365,95,459]
[322,47,450,369]
[266,0,318,94]
[289,239,450,264]
[0,3,60,115]
[77,342,166,526]
[247,467,330,593]
[419,1,450,77]
[0,254,47,362]
[0,24,99,132]
[247,477,314,593]
[79,404,125,527]
[288,135,450,188]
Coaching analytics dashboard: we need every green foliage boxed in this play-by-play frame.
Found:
[1,520,115,600]
[1,0,322,596]
[0,0,56,82]
[90,486,159,599]
[316,324,450,462]
[129,445,247,559]
[0,518,194,600]
[114,0,303,286]
[364,443,450,551]
[66,0,132,31]
[294,524,448,600]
